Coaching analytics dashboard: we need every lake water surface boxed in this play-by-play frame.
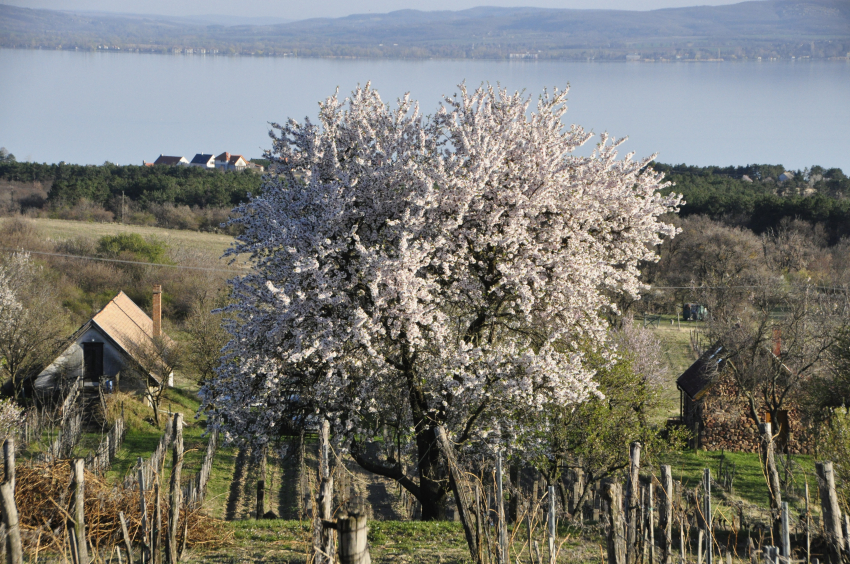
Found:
[1,49,849,170]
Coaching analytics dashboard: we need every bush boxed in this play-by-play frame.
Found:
[96,233,170,264]
[816,408,850,513]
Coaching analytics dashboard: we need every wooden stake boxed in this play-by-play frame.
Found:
[815,461,845,564]
[660,465,673,564]
[337,510,370,564]
[497,452,507,564]
[0,481,23,564]
[698,529,704,564]
[119,511,133,564]
[166,413,183,564]
[781,501,790,560]
[805,480,811,564]
[138,458,148,564]
[153,478,162,564]
[602,481,627,564]
[71,459,89,564]
[318,420,335,564]
[548,485,556,564]
[704,468,712,564]
[649,483,656,564]
[627,442,641,564]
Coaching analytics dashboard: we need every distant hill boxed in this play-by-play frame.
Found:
[2,0,848,60]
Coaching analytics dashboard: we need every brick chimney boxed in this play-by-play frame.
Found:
[772,327,781,357]
[152,284,162,338]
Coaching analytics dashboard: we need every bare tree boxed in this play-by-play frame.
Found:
[127,333,181,426]
[184,291,228,385]
[702,281,849,537]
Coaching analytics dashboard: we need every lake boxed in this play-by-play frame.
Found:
[1,49,849,171]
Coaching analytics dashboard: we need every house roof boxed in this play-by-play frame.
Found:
[676,342,726,400]
[153,155,186,165]
[190,153,215,165]
[215,152,231,162]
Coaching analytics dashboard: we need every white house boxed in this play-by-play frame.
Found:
[189,153,216,168]
[215,152,249,171]
[779,171,795,182]
[33,286,174,403]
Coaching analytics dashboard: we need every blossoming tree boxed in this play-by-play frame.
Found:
[201,83,681,519]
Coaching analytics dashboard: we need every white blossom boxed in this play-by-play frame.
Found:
[201,83,680,496]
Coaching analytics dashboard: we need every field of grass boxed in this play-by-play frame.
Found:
[10,217,238,260]
[182,519,599,564]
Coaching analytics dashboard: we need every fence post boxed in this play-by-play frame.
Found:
[602,481,627,564]
[319,420,335,564]
[119,511,134,564]
[548,485,557,564]
[138,457,149,563]
[805,480,811,564]
[704,468,713,564]
[815,461,845,564]
[649,483,656,564]
[166,413,183,564]
[0,479,22,564]
[337,510,370,564]
[627,441,641,564]
[781,501,791,560]
[434,426,483,563]
[660,465,673,564]
[71,458,89,564]
[497,452,507,564]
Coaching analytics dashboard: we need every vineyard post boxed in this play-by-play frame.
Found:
[627,442,641,564]
[166,413,183,564]
[71,459,89,564]
[660,465,673,564]
[815,461,845,564]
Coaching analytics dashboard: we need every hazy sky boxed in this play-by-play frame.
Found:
[7,0,748,21]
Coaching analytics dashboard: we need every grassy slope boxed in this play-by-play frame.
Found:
[5,217,240,263]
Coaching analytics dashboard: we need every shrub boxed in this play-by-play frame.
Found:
[96,233,170,264]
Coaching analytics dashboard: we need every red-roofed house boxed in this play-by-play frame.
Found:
[215,152,249,171]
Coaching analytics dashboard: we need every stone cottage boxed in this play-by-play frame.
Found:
[33,285,174,405]
[676,342,813,454]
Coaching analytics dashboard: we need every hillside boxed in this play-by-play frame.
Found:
[2,0,849,59]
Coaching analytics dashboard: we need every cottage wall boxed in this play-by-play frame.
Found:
[34,326,150,397]
[685,371,814,454]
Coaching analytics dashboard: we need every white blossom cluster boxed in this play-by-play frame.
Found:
[201,84,681,457]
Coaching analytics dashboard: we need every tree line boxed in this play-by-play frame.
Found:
[0,161,262,233]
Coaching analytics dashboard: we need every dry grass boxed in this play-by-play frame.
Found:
[16,461,232,559]
[0,217,245,266]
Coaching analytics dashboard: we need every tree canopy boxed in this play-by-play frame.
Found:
[200,83,681,519]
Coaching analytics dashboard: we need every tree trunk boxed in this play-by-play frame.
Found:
[759,423,783,545]
[415,427,448,520]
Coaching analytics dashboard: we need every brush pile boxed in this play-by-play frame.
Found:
[15,461,231,556]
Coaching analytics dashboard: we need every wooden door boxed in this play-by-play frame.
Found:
[83,342,104,382]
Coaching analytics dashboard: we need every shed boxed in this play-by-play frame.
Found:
[33,286,174,405]
[675,341,812,454]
